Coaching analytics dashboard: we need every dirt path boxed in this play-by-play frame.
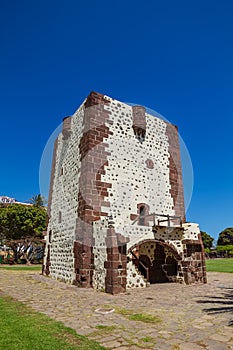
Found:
[0,269,232,350]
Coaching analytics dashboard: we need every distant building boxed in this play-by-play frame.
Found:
[43,91,207,294]
[0,196,16,204]
[0,196,31,206]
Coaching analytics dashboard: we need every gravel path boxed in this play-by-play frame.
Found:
[0,269,232,350]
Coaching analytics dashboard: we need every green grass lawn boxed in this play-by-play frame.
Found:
[0,264,42,271]
[1,259,233,274]
[1,258,233,274]
[206,258,233,273]
[0,295,106,350]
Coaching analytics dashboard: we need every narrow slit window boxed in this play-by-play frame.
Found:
[58,211,62,223]
[48,230,52,243]
[139,206,145,225]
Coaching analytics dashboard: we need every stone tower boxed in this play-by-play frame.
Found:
[43,91,207,294]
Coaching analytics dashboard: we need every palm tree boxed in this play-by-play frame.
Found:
[28,194,47,208]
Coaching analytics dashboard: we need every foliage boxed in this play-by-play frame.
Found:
[0,204,46,241]
[216,245,233,252]
[201,231,214,249]
[28,194,47,207]
[0,295,106,350]
[0,204,46,264]
[4,241,44,264]
[217,227,233,246]
[204,248,211,254]
[215,245,233,257]
[205,258,233,273]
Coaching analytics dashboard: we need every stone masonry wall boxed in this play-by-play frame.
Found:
[166,123,186,223]
[102,98,176,229]
[74,92,113,287]
[44,102,86,282]
[44,91,206,291]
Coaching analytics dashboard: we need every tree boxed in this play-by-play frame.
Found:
[8,239,44,264]
[0,204,46,241]
[216,245,233,257]
[217,227,233,246]
[201,231,214,249]
[0,204,46,264]
[28,194,47,208]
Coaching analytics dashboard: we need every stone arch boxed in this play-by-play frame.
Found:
[128,239,182,284]
[128,239,182,260]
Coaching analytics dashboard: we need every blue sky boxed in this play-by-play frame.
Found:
[1,0,232,241]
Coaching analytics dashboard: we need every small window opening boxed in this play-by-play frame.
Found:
[136,129,145,143]
[133,126,146,143]
[58,211,62,223]
[139,206,145,225]
[48,230,52,243]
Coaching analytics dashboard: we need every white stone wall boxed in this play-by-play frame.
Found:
[182,222,200,240]
[45,102,85,283]
[100,97,177,288]
[127,261,147,289]
[92,219,108,289]
[45,93,202,289]
[102,98,175,229]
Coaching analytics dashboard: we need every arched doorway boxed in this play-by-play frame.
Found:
[129,240,181,284]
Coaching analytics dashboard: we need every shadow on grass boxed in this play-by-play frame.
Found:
[197,287,233,326]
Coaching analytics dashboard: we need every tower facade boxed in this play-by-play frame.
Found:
[43,91,206,294]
